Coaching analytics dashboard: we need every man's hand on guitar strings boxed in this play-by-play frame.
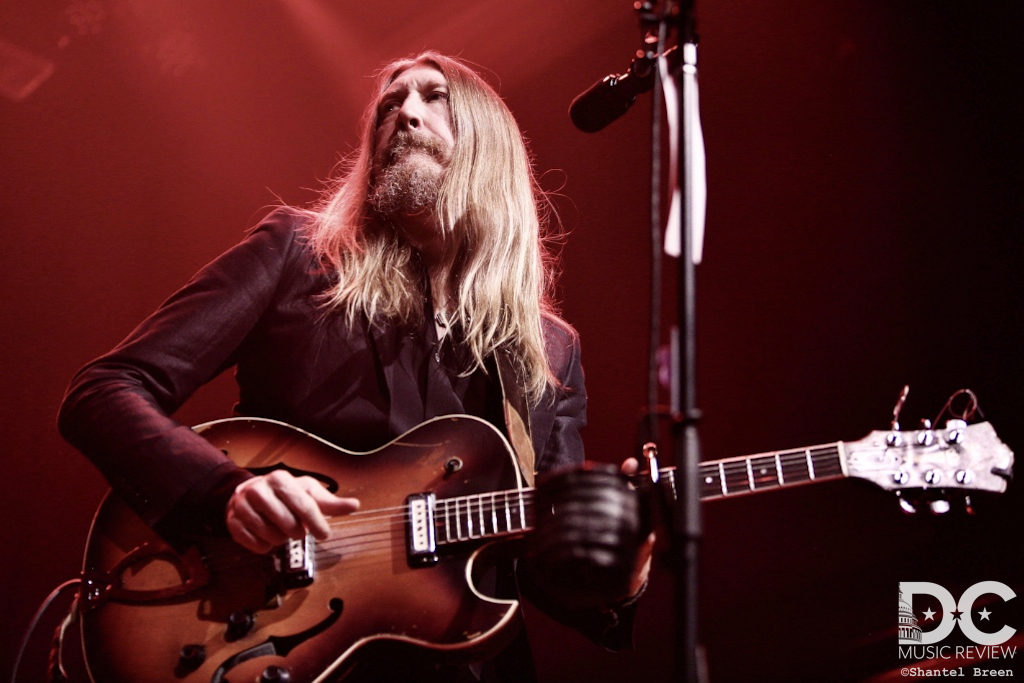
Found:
[226,470,361,554]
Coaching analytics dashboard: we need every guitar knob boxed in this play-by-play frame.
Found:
[955,469,973,485]
[916,430,935,447]
[226,610,255,640]
[892,470,910,485]
[886,432,903,448]
[177,644,206,672]
[924,470,942,485]
[262,666,292,683]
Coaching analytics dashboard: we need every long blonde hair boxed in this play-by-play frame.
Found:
[303,52,562,404]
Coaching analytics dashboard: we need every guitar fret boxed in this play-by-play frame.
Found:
[452,497,460,540]
[491,493,498,534]
[717,462,727,496]
[722,460,752,495]
[478,496,485,537]
[746,458,755,490]
[806,449,815,479]
[809,445,844,479]
[775,453,784,484]
[780,449,811,483]
[443,499,452,543]
[700,464,723,499]
[504,491,512,532]
[749,455,780,491]
[517,490,526,531]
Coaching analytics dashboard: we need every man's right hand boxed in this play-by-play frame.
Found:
[225,470,360,554]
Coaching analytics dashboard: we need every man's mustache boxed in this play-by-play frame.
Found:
[379,131,450,167]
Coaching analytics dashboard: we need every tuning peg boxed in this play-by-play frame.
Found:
[916,422,936,446]
[964,495,976,515]
[945,419,967,445]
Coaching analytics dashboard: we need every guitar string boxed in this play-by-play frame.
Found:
[199,450,843,574]
[320,489,537,531]
[200,494,540,573]
[657,448,843,475]
[161,451,847,581]
[702,451,842,472]
[315,495,538,555]
[290,447,842,560]
[296,448,841,558]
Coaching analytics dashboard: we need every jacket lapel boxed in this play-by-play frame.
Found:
[495,348,536,486]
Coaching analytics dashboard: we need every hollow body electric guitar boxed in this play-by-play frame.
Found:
[78,415,1014,683]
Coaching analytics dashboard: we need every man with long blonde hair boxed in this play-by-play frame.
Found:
[59,52,649,682]
[306,52,558,407]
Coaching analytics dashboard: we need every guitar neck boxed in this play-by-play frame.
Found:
[430,442,850,547]
[660,441,849,502]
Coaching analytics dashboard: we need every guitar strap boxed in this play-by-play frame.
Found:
[495,349,536,487]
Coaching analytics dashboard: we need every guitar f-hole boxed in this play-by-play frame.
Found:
[210,598,344,683]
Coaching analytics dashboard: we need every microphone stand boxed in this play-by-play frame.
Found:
[672,24,704,683]
[568,2,706,678]
[641,2,704,681]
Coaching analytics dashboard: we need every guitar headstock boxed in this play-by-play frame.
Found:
[844,420,1014,496]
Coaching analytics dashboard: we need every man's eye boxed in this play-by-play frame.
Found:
[427,91,449,103]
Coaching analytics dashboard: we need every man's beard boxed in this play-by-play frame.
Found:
[370,132,449,220]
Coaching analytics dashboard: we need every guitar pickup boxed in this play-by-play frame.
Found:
[274,535,315,589]
[406,493,438,567]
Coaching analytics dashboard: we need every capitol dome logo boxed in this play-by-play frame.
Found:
[898,588,922,644]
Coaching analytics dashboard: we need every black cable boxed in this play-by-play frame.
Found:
[10,579,80,683]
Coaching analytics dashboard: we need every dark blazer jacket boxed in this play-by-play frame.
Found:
[56,209,635,666]
[58,208,587,532]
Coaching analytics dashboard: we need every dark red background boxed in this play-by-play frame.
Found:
[3,1,1021,681]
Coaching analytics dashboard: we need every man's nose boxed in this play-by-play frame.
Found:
[396,96,424,131]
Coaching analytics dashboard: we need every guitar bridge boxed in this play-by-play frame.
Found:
[406,493,438,567]
[273,535,315,589]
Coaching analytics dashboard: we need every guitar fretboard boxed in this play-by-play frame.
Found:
[430,443,848,546]
[434,489,534,546]
[693,443,846,501]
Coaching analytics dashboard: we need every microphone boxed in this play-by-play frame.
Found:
[568,50,666,133]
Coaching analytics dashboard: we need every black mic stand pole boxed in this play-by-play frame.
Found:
[568,2,705,678]
[647,1,704,681]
